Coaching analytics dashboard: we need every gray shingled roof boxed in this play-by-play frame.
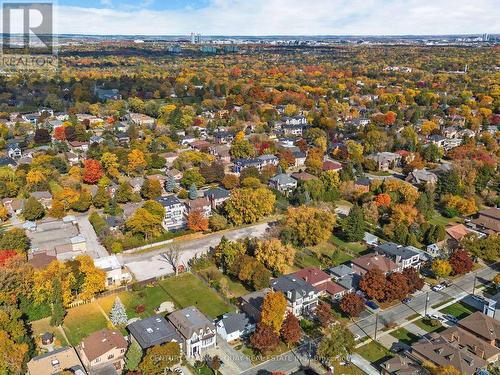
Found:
[127,315,183,350]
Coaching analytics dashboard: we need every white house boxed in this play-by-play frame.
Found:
[156,195,186,230]
[93,255,132,286]
[216,312,255,342]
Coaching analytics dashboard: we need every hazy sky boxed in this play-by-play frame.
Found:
[5,0,500,35]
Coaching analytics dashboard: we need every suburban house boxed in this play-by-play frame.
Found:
[354,178,371,193]
[293,267,346,300]
[216,312,256,342]
[282,124,304,136]
[326,265,361,293]
[410,333,488,375]
[128,177,145,193]
[375,242,422,269]
[472,207,500,234]
[405,169,438,186]
[28,250,57,270]
[128,315,184,351]
[7,142,22,158]
[440,325,500,362]
[367,152,402,171]
[204,187,230,208]
[270,274,320,316]
[445,224,473,249]
[168,306,217,358]
[351,253,401,275]
[292,150,306,167]
[269,173,298,195]
[156,195,186,230]
[239,288,271,323]
[31,191,53,209]
[95,88,121,101]
[283,115,307,125]
[457,312,500,348]
[322,160,342,172]
[27,347,86,375]
[185,197,212,218]
[380,356,429,375]
[78,329,128,374]
[93,255,132,287]
[233,154,279,173]
[129,112,155,127]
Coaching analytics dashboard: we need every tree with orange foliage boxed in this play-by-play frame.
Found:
[82,159,104,184]
[375,193,391,207]
[0,250,17,267]
[54,126,66,141]
[384,111,397,125]
[187,210,209,232]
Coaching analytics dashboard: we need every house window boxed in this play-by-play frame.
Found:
[108,354,114,360]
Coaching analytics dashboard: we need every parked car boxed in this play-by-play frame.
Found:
[472,295,485,302]
[366,300,379,310]
[432,284,445,291]
[442,281,452,287]
[354,334,361,341]
[444,314,458,324]
[403,297,413,304]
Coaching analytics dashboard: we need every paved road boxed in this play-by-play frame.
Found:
[119,222,271,281]
[349,263,499,340]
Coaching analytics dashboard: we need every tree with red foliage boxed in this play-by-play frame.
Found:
[360,267,386,301]
[82,159,104,184]
[315,301,335,327]
[250,323,280,354]
[0,250,18,267]
[280,312,302,346]
[449,249,473,275]
[340,292,365,318]
[54,126,66,141]
[375,193,391,207]
[384,272,410,302]
[187,210,209,232]
[402,267,424,293]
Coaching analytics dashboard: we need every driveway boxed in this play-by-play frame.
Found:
[350,353,380,375]
[205,335,252,374]
[76,214,108,259]
[121,222,270,281]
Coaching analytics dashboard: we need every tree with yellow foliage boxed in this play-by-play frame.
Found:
[75,255,106,301]
[421,120,438,136]
[127,149,147,175]
[442,195,477,216]
[255,238,295,274]
[260,291,287,334]
[33,260,76,307]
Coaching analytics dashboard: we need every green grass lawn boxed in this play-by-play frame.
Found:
[63,303,108,346]
[330,235,368,255]
[440,301,477,319]
[428,212,462,226]
[356,341,393,365]
[414,318,445,333]
[31,318,68,348]
[159,273,233,319]
[195,264,251,298]
[241,342,291,365]
[294,249,322,268]
[97,285,173,319]
[390,328,420,345]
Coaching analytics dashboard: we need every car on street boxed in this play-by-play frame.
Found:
[403,297,413,304]
[354,334,361,341]
[365,300,379,310]
[432,284,445,291]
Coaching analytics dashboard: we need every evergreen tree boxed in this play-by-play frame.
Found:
[124,340,142,371]
[104,197,123,216]
[109,297,128,325]
[165,176,176,193]
[189,183,198,200]
[342,204,365,242]
[115,182,132,203]
[93,186,111,208]
[50,278,65,326]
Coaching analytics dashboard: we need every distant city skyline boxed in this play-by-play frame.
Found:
[2,0,499,36]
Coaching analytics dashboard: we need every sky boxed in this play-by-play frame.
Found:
[4,0,500,36]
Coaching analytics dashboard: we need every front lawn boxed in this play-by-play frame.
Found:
[356,340,393,365]
[390,328,420,345]
[414,318,445,333]
[63,303,108,346]
[440,301,477,319]
[159,273,233,319]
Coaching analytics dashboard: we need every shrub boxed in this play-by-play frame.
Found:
[135,304,146,314]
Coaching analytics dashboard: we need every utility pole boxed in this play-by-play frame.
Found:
[472,272,478,295]
[424,292,430,316]
[374,313,379,341]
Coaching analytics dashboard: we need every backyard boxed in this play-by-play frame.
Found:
[62,303,108,346]
[159,273,234,319]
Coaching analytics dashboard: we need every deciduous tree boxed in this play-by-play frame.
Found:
[360,267,386,301]
[280,312,302,346]
[83,159,104,184]
[449,250,473,275]
[139,342,180,375]
[261,291,287,334]
[339,292,365,318]
[187,210,209,232]
[255,238,295,274]
[282,206,335,246]
[250,323,280,354]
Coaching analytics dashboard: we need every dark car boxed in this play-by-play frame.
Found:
[366,300,379,310]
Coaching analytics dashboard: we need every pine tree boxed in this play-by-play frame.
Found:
[342,204,365,242]
[189,183,198,200]
[165,176,176,193]
[109,297,128,325]
[125,340,142,371]
[50,278,66,326]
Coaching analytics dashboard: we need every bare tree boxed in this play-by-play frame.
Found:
[162,244,181,275]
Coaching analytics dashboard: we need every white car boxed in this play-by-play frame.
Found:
[354,334,361,341]
[432,284,445,291]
